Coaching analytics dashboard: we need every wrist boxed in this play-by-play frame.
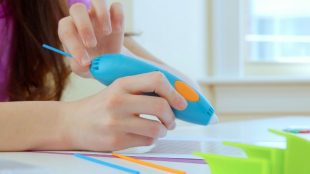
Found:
[59,99,91,150]
[56,101,77,150]
[27,101,76,150]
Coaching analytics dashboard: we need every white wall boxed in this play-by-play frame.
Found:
[131,0,209,81]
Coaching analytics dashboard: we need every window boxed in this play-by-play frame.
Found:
[211,0,310,77]
[207,0,310,117]
[244,0,310,63]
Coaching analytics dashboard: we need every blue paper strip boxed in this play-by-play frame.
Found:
[42,44,73,58]
[74,153,140,174]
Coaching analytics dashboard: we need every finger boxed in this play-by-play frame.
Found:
[121,116,168,138]
[110,3,124,33]
[58,16,91,66]
[70,3,97,48]
[124,95,176,129]
[90,0,112,35]
[116,133,155,150]
[63,46,91,77]
[114,72,188,110]
[69,58,91,77]
[100,2,124,53]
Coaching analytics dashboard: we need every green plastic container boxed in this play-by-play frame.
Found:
[193,129,310,174]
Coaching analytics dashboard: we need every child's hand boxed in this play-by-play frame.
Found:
[63,72,187,151]
[58,0,124,77]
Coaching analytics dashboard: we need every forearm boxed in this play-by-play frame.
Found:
[124,37,164,64]
[0,101,69,151]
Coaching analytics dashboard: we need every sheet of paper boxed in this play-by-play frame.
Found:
[0,160,51,174]
[39,139,247,160]
[123,139,246,158]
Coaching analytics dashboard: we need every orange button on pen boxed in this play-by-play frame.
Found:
[175,81,199,102]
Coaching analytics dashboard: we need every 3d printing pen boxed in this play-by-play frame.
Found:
[42,44,218,125]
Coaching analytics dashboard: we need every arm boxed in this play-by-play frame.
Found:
[124,37,164,64]
[0,72,186,152]
[0,101,68,151]
[0,1,190,152]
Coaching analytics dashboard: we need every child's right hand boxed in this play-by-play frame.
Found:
[62,72,187,151]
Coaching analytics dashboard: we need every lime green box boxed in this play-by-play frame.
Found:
[193,129,310,174]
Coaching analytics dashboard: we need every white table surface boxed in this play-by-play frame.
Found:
[1,116,309,174]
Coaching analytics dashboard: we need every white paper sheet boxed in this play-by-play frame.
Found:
[0,160,51,174]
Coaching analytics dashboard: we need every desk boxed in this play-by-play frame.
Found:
[1,116,309,174]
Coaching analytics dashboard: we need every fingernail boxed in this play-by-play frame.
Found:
[176,97,187,110]
[81,52,91,66]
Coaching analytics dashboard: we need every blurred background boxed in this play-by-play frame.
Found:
[62,0,310,123]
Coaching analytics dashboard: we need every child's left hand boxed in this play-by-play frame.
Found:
[58,0,124,77]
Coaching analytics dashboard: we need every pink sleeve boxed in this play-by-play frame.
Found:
[68,0,90,8]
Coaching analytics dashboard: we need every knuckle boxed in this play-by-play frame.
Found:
[104,117,118,130]
[71,47,83,54]
[105,93,123,110]
[152,72,166,83]
[156,99,175,126]
[156,98,169,115]
[153,72,169,88]
[113,11,124,22]
[112,77,127,89]
[80,26,93,38]
[70,47,85,58]
[149,123,162,138]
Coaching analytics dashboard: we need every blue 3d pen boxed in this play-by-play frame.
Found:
[42,44,218,125]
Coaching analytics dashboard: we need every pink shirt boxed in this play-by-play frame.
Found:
[0,1,12,101]
[0,0,90,101]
